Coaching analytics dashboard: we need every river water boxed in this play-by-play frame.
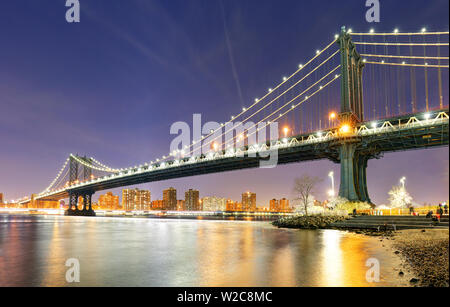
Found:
[0,214,408,287]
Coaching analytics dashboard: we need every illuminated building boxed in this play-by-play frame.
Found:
[0,193,3,204]
[279,198,291,212]
[122,188,151,211]
[98,192,120,210]
[163,187,177,210]
[185,189,200,211]
[270,199,280,212]
[242,192,256,212]
[270,198,292,212]
[226,200,243,212]
[29,194,58,209]
[202,196,227,212]
[177,200,185,211]
[151,200,165,210]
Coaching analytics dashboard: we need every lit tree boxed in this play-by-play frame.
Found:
[326,196,348,209]
[292,174,322,216]
[388,185,413,208]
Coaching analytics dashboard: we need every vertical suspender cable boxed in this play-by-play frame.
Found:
[423,34,429,111]
[437,34,444,108]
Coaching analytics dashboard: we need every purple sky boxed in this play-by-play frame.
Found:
[0,0,448,206]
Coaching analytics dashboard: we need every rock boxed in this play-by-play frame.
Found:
[399,271,404,277]
[394,251,400,254]
[410,278,419,284]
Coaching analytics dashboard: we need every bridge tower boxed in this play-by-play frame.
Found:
[337,26,371,203]
[66,155,96,216]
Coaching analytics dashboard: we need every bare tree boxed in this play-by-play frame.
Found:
[293,174,322,216]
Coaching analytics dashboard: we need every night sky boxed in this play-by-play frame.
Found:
[0,0,448,206]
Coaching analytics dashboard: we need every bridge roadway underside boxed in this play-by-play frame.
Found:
[32,111,448,205]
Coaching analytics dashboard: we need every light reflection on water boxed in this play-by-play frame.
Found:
[0,214,402,287]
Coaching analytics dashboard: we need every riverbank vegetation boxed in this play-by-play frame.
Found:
[272,213,349,229]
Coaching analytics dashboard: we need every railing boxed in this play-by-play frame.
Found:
[357,206,448,216]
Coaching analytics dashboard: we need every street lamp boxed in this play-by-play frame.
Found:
[328,171,335,198]
[400,177,406,189]
[283,127,289,137]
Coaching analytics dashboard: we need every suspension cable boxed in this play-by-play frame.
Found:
[221,67,341,149]
[365,61,449,68]
[361,54,448,60]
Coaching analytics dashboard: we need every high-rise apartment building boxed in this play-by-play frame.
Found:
[177,200,185,211]
[202,197,227,212]
[279,198,291,212]
[163,187,177,210]
[98,192,120,210]
[270,199,279,212]
[122,188,151,211]
[242,192,256,212]
[185,189,200,211]
[270,198,291,212]
[151,200,165,210]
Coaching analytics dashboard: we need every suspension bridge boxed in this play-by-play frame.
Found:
[15,26,449,216]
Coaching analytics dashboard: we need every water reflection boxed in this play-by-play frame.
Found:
[0,214,401,287]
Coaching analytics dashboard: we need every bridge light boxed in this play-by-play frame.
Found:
[316,50,320,55]
[299,64,303,69]
[268,88,273,92]
[282,138,288,144]
[421,28,427,33]
[334,34,339,39]
[283,76,287,81]
[283,127,289,137]
[329,112,337,120]
[370,28,375,33]
[424,113,431,119]
[242,107,246,112]
[317,132,323,137]
[371,122,377,128]
[255,98,259,102]
[394,28,399,34]
[340,124,351,134]
[347,28,352,33]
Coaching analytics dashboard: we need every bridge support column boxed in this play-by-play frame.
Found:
[65,191,96,216]
[338,142,372,203]
[338,142,359,201]
[356,155,371,203]
[68,192,79,211]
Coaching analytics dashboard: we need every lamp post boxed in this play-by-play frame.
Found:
[328,171,335,198]
[400,177,406,189]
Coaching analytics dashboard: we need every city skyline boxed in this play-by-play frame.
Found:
[0,0,448,206]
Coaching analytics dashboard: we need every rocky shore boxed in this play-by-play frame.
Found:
[272,215,348,229]
[390,229,449,287]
